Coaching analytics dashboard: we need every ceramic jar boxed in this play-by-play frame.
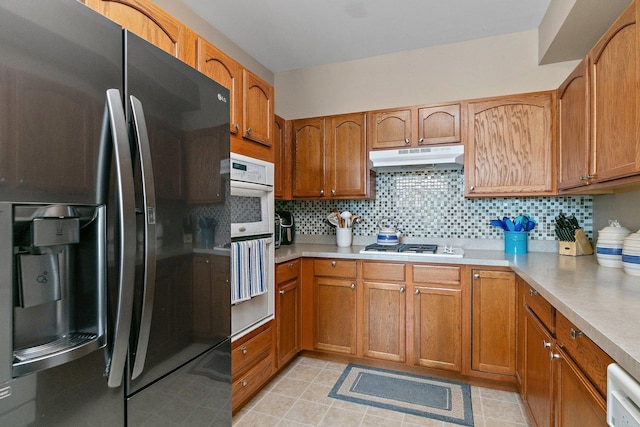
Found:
[596,221,630,268]
[622,231,640,276]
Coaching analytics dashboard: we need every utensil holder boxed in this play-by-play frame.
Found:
[336,228,352,247]
[504,231,528,254]
[558,229,593,256]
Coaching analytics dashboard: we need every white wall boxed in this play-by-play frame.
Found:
[275,29,580,119]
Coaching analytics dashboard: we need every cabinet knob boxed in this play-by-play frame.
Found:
[288,263,294,270]
[235,123,241,131]
[241,379,248,387]
[331,189,336,196]
[279,290,285,295]
[320,189,325,196]
[331,261,337,267]
[404,138,410,145]
[579,175,595,181]
[469,186,475,191]
[241,346,247,355]
[414,289,420,295]
[551,352,562,360]
[529,289,538,296]
[543,340,551,349]
[350,283,355,289]
[418,137,424,145]
[246,128,252,135]
[473,273,480,279]
[570,328,584,339]
[205,259,210,264]
[399,287,405,293]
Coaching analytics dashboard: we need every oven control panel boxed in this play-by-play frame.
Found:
[226,153,274,186]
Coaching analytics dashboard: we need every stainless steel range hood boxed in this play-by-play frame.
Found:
[369,144,464,170]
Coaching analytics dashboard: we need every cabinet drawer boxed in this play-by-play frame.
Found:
[232,326,273,377]
[524,286,555,333]
[232,355,273,411]
[362,261,406,282]
[276,259,300,283]
[556,312,613,397]
[314,259,357,278]
[412,265,460,285]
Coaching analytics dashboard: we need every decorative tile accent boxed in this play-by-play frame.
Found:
[276,169,593,241]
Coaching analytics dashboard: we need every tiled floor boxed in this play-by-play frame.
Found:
[232,356,531,427]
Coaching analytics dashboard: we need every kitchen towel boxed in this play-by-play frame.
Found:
[231,238,269,305]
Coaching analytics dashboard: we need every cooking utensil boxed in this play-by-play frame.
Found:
[341,211,352,228]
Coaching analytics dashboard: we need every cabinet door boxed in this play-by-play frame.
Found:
[242,69,273,147]
[276,278,299,368]
[590,2,637,183]
[274,115,292,200]
[326,113,368,198]
[292,118,325,198]
[82,0,188,61]
[558,59,590,191]
[465,92,555,196]
[197,38,242,137]
[368,108,413,149]
[471,270,516,377]
[523,309,554,427]
[184,126,224,203]
[555,347,608,427]
[314,277,356,354]
[418,104,461,145]
[413,286,461,371]
[363,282,406,362]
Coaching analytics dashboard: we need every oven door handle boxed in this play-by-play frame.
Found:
[230,180,273,193]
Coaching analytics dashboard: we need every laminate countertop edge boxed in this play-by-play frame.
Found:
[275,243,640,382]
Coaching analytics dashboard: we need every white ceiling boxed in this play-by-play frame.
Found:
[182,0,551,73]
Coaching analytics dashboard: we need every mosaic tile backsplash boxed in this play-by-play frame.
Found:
[276,169,593,241]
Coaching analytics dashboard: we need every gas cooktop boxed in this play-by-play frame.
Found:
[359,243,464,258]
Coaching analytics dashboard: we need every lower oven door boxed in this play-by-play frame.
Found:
[607,363,640,426]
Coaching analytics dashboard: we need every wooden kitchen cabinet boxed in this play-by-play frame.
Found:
[231,322,275,413]
[81,0,191,63]
[242,69,273,148]
[465,92,555,197]
[274,115,292,200]
[368,103,461,149]
[589,1,637,184]
[471,269,517,379]
[557,58,590,191]
[292,113,372,199]
[412,265,462,372]
[196,38,242,138]
[523,308,554,427]
[275,260,300,368]
[313,259,357,354]
[362,262,407,362]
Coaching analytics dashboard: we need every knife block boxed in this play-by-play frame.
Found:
[558,229,594,256]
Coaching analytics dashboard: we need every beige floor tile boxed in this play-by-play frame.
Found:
[479,387,521,403]
[283,400,330,425]
[361,414,404,427]
[365,405,405,421]
[296,357,329,369]
[286,365,323,382]
[251,392,297,418]
[270,377,312,398]
[329,397,369,414]
[276,419,309,427]
[481,399,528,424]
[318,407,365,426]
[313,368,344,386]
[300,384,334,406]
[233,410,281,427]
[323,360,348,372]
[403,413,446,426]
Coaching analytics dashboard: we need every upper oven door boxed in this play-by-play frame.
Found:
[230,180,274,238]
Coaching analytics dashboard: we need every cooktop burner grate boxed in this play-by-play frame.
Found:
[363,243,437,253]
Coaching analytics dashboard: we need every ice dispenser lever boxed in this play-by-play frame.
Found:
[31,217,80,249]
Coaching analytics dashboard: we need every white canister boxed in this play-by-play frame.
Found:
[596,221,630,268]
[336,228,353,247]
[622,232,640,276]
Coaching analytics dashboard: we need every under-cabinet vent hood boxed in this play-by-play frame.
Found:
[369,145,464,171]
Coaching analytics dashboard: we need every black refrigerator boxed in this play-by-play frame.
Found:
[0,1,231,425]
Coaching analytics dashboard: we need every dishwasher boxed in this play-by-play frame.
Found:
[608,363,640,426]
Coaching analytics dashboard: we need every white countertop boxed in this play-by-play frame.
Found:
[275,243,640,382]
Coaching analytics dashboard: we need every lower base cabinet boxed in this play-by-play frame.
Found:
[231,322,275,413]
[524,309,554,427]
[276,260,300,368]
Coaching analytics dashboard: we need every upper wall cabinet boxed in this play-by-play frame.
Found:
[292,113,373,200]
[557,58,590,191]
[196,39,274,163]
[465,92,556,197]
[274,115,292,200]
[82,0,190,63]
[589,1,637,183]
[367,104,460,150]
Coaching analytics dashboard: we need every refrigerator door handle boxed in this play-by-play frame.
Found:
[129,95,157,380]
[105,89,137,388]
